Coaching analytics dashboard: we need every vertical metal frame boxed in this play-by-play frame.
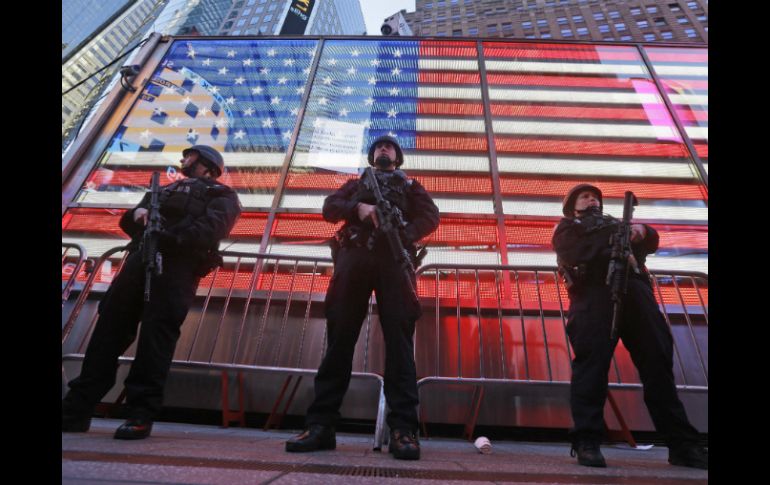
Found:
[62,33,171,215]
[636,44,709,190]
[476,39,509,267]
[258,38,327,254]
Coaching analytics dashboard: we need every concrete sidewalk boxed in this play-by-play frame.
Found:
[62,418,708,484]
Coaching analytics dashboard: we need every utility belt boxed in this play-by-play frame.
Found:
[559,263,649,290]
[329,225,427,267]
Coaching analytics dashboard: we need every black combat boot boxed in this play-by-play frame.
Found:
[114,417,154,440]
[570,440,607,467]
[668,443,708,469]
[62,412,92,432]
[389,429,420,460]
[285,424,336,452]
[62,401,92,432]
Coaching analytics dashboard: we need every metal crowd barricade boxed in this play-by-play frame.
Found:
[413,264,708,444]
[61,243,89,308]
[60,247,387,450]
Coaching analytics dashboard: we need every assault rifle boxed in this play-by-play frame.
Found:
[361,167,419,305]
[606,191,639,340]
[142,172,163,302]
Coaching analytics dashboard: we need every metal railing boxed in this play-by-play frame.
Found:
[62,251,707,445]
[61,247,387,449]
[413,263,708,440]
[61,243,89,307]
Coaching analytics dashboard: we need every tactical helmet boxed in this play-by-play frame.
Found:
[182,145,224,177]
[367,135,404,167]
[562,183,603,217]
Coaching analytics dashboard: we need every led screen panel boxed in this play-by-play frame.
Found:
[483,42,707,274]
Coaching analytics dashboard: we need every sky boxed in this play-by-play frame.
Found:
[359,0,416,36]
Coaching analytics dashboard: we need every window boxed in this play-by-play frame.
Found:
[487,24,498,34]
[243,8,251,16]
[468,26,478,34]
[268,2,277,11]
[537,19,548,26]
[609,11,620,19]
[630,8,641,15]
[685,28,698,37]
[264,14,272,22]
[247,0,255,5]
[620,35,632,41]
[236,19,246,27]
[572,15,584,22]
[561,28,573,37]
[637,20,649,28]
[229,11,238,19]
[451,0,459,4]
[541,33,552,38]
[425,2,432,8]
[232,29,241,35]
[234,0,244,7]
[576,27,588,35]
[598,24,610,33]
[654,17,667,26]
[687,1,698,8]
[697,15,707,21]
[525,35,536,39]
[647,6,658,13]
[250,16,259,25]
[255,6,263,13]
[437,0,446,5]
[223,21,233,30]
[669,3,681,12]
[452,29,463,36]
[661,30,674,39]
[593,13,604,20]
[557,17,568,24]
[615,22,626,31]
[644,33,656,41]
[522,21,532,29]
[677,17,689,24]
[502,22,513,31]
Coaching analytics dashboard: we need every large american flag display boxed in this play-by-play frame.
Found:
[63,38,707,302]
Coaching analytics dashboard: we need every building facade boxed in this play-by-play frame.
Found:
[62,0,134,62]
[401,0,708,43]
[62,0,170,151]
[216,0,366,36]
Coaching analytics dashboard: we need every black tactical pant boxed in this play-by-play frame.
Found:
[63,250,200,420]
[566,278,701,448]
[306,242,421,432]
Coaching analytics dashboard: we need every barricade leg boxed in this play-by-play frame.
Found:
[462,385,485,441]
[264,375,295,431]
[373,381,387,450]
[220,371,245,428]
[606,390,637,448]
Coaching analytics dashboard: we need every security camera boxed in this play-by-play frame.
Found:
[119,64,142,92]
[119,65,141,77]
[381,11,413,36]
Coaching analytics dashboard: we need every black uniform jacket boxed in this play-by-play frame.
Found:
[118,176,241,256]
[323,170,440,247]
[552,213,659,287]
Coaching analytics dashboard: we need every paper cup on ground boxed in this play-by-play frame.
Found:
[474,436,492,454]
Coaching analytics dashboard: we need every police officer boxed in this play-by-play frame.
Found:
[552,184,707,469]
[285,136,439,460]
[62,145,241,439]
